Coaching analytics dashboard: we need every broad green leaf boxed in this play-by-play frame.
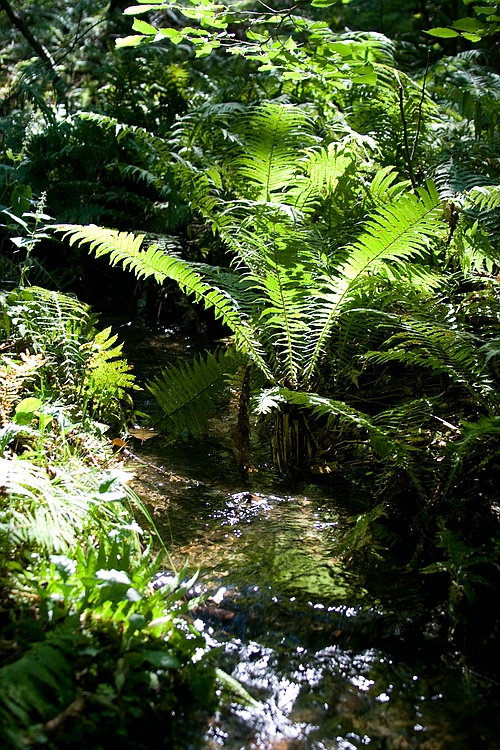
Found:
[128,613,146,630]
[452,17,484,31]
[13,397,43,425]
[132,18,158,34]
[123,3,161,13]
[311,0,338,6]
[115,34,148,47]
[10,184,32,217]
[426,27,460,38]
[158,27,184,43]
[144,651,181,669]
[473,5,498,14]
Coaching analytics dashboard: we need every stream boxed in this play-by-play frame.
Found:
[119,320,500,750]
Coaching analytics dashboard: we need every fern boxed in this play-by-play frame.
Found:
[0,635,75,731]
[147,348,242,437]
[0,455,133,553]
[79,326,138,421]
[362,315,496,405]
[303,182,444,385]
[466,184,500,212]
[56,223,273,378]
[0,456,87,551]
[230,102,317,202]
[2,286,89,389]
[255,386,422,489]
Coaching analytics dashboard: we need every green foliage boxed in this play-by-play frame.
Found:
[57,84,490,485]
[0,285,137,423]
[422,522,492,625]
[3,0,500,668]
[0,455,130,553]
[0,534,219,749]
[148,348,243,437]
[428,2,500,42]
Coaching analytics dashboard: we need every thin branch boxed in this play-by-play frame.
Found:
[0,0,66,102]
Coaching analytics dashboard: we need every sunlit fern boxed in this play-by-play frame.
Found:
[0,456,127,553]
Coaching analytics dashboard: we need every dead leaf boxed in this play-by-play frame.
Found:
[111,438,127,448]
[128,427,160,442]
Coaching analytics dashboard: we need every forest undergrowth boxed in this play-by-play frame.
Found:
[2,0,500,746]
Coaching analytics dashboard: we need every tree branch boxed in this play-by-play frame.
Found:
[0,0,66,102]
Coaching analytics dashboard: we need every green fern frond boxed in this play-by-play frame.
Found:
[3,287,90,389]
[466,184,500,212]
[147,348,244,437]
[0,456,86,551]
[231,102,317,202]
[342,182,443,282]
[303,183,444,384]
[0,636,75,729]
[256,387,418,472]
[284,141,355,213]
[363,317,495,403]
[368,166,412,204]
[55,224,272,378]
[80,327,138,421]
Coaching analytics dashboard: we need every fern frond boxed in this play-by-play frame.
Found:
[0,457,86,551]
[303,182,445,384]
[3,287,90,389]
[231,102,317,202]
[363,317,495,404]
[342,182,443,282]
[255,387,419,481]
[431,152,494,199]
[80,327,138,421]
[147,348,244,438]
[368,166,412,205]
[466,184,500,212]
[283,141,358,214]
[0,636,74,728]
[55,224,273,379]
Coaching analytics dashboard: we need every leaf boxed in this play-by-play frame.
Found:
[115,35,148,48]
[123,4,161,14]
[144,651,181,669]
[128,427,159,442]
[215,668,260,707]
[452,17,484,32]
[311,0,338,6]
[13,397,43,425]
[132,18,158,35]
[426,27,460,38]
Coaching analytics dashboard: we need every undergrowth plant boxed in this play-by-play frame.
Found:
[0,532,219,750]
[55,99,454,480]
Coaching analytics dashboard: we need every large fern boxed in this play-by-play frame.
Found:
[0,635,75,742]
[2,287,88,389]
[56,224,272,379]
[53,97,457,474]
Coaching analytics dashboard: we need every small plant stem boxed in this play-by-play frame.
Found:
[411,54,430,163]
[398,81,417,190]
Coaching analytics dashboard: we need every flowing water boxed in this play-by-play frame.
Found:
[119,321,500,750]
